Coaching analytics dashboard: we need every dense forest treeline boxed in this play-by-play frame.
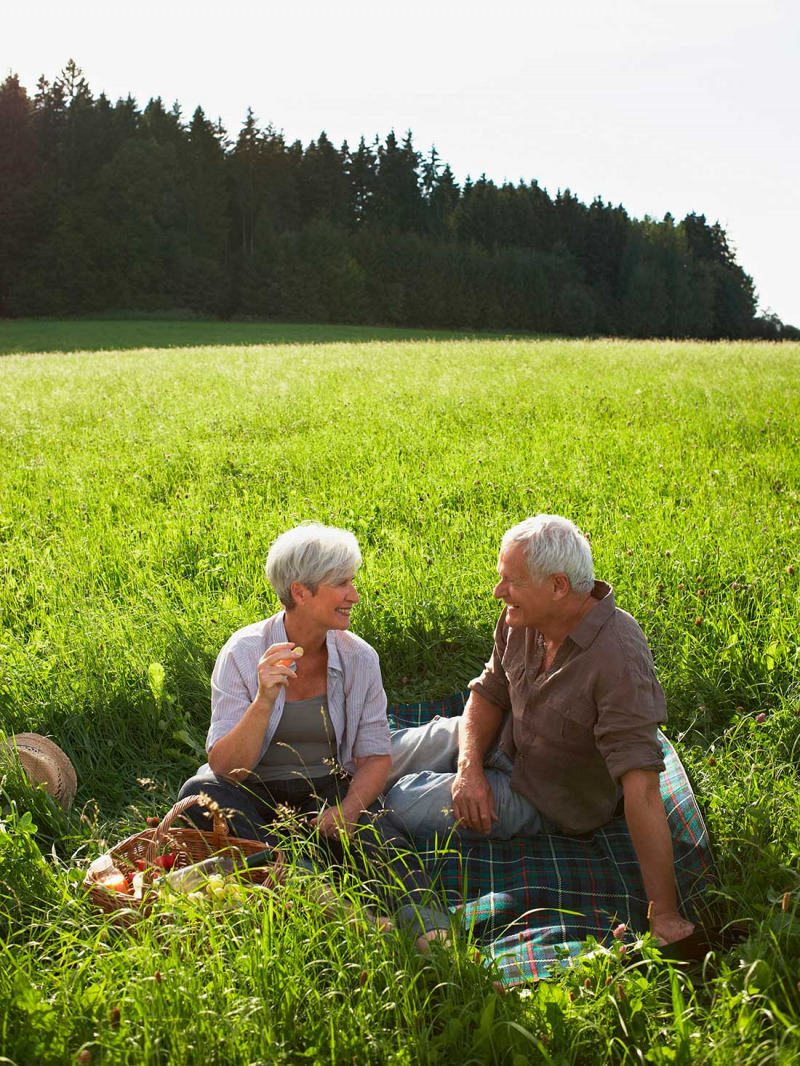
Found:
[1,61,796,338]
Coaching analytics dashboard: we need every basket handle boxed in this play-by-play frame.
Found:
[144,794,232,866]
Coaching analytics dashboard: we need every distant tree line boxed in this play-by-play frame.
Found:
[1,62,796,338]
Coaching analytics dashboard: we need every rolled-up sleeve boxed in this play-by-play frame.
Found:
[206,644,256,753]
[350,650,391,760]
[593,664,666,783]
[468,612,513,711]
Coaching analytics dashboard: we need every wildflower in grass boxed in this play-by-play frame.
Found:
[110,1006,121,1029]
[788,565,795,575]
[708,756,716,766]
[665,549,671,556]
[756,713,767,723]
[612,922,627,940]
[695,618,703,625]
[77,1053,91,1065]
[154,971,162,983]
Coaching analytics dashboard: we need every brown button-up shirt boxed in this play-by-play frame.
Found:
[468,581,666,835]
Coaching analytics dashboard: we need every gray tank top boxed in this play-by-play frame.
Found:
[255,694,337,782]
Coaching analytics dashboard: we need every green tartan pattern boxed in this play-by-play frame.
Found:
[388,692,715,985]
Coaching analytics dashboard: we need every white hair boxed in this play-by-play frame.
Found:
[501,514,594,594]
[265,523,362,609]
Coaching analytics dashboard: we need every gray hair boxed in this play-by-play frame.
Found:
[265,523,362,609]
[501,514,594,594]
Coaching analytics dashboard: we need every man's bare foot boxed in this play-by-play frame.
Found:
[415,928,451,954]
[364,909,393,934]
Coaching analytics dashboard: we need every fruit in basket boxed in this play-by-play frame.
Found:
[154,852,177,871]
[205,874,227,901]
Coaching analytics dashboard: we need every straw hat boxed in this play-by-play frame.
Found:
[3,733,78,808]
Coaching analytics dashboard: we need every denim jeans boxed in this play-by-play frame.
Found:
[383,715,556,841]
[177,770,449,936]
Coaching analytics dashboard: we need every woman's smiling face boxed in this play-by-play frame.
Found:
[302,574,360,630]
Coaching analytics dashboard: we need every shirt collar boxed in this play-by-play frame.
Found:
[274,612,343,674]
[567,580,615,649]
[325,628,343,674]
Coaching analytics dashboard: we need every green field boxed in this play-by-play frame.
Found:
[1,322,799,1064]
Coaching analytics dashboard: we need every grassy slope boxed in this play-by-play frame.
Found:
[0,324,799,1064]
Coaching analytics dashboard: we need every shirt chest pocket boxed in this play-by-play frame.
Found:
[554,696,597,747]
[503,659,529,709]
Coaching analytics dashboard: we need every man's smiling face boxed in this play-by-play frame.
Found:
[493,542,555,629]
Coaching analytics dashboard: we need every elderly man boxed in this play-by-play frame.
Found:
[384,514,694,946]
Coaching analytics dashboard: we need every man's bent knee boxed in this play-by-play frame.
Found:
[387,716,461,790]
[383,771,458,837]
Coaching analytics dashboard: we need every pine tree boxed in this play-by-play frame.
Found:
[348,136,377,228]
[372,130,424,232]
[299,131,349,226]
[0,75,36,313]
[428,161,459,237]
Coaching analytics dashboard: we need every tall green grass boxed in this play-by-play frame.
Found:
[1,325,799,1063]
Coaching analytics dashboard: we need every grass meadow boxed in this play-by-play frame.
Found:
[0,321,799,1064]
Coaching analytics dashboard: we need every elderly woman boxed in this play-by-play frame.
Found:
[177,522,448,945]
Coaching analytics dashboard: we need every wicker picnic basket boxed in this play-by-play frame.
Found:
[83,794,285,920]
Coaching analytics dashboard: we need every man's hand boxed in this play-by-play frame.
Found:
[622,768,695,947]
[650,911,695,946]
[451,767,499,833]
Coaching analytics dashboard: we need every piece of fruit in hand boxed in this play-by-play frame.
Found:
[277,647,303,668]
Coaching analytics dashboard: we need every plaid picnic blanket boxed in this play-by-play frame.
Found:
[388,692,715,986]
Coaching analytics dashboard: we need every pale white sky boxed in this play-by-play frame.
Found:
[5,0,799,326]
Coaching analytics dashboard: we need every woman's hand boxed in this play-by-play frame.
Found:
[255,643,302,705]
[310,754,391,839]
[311,803,359,839]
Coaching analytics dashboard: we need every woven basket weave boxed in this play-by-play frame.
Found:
[83,794,284,920]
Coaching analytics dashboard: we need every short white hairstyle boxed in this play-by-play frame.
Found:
[501,514,594,594]
[265,523,362,609]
